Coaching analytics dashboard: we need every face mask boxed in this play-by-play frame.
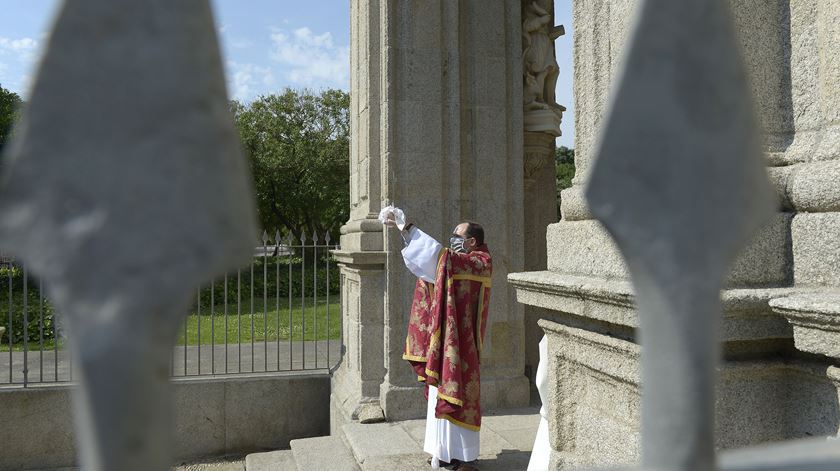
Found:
[449,235,467,253]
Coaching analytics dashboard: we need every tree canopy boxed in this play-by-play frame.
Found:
[232,89,350,243]
[556,145,576,216]
[0,84,23,153]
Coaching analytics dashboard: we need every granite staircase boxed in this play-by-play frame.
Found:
[244,408,540,471]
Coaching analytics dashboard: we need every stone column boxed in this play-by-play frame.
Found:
[331,0,388,428]
[521,0,565,400]
[336,0,531,425]
[378,0,530,421]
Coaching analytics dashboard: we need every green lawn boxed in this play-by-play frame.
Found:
[2,297,340,351]
[176,297,340,345]
[0,338,61,353]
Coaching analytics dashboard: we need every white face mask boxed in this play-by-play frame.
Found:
[449,235,469,253]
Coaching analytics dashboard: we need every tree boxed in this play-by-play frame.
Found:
[0,84,23,154]
[556,145,575,216]
[232,88,350,244]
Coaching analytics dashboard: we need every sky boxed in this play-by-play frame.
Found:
[0,1,574,147]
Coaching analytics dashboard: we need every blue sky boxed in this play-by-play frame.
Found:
[0,1,574,147]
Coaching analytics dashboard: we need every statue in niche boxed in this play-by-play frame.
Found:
[523,1,565,121]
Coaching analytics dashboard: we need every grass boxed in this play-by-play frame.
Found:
[176,297,340,345]
[1,296,340,351]
[0,338,61,353]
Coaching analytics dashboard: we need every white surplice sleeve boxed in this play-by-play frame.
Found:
[401,227,443,283]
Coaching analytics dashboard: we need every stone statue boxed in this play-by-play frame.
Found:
[522,1,565,117]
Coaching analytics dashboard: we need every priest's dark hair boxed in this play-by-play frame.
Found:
[464,221,485,246]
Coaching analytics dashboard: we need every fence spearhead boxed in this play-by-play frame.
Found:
[585,0,775,469]
[0,1,257,470]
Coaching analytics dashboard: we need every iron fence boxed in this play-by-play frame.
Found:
[0,231,341,387]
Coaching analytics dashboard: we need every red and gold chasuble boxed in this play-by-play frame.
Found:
[402,245,492,431]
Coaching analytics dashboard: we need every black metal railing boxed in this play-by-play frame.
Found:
[0,231,341,387]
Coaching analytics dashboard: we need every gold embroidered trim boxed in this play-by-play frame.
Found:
[402,354,427,362]
[436,390,464,407]
[451,274,492,287]
[438,414,481,431]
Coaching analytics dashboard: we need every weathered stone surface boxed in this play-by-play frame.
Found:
[792,213,840,286]
[0,385,77,470]
[357,455,429,471]
[342,422,422,463]
[559,185,594,221]
[176,456,246,471]
[787,161,840,213]
[0,374,330,470]
[510,271,802,343]
[356,402,386,424]
[719,436,840,471]
[223,374,330,454]
[770,293,840,359]
[173,380,226,461]
[331,262,387,427]
[244,450,295,471]
[546,214,792,288]
[333,407,541,470]
[290,436,359,471]
[538,319,840,469]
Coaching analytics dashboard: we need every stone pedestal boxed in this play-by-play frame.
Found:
[330,247,386,432]
[510,0,840,468]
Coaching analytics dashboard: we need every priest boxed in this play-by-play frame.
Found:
[381,207,492,471]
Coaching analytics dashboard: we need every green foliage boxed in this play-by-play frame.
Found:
[0,266,56,345]
[193,257,340,311]
[0,84,23,154]
[232,89,350,242]
[556,146,576,216]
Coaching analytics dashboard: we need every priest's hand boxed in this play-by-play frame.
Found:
[378,205,409,230]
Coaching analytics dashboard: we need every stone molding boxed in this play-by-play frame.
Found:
[331,250,387,269]
[340,217,384,235]
[509,271,812,343]
[770,293,840,360]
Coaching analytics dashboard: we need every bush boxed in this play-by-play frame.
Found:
[0,255,341,344]
[0,265,56,345]
[193,256,340,312]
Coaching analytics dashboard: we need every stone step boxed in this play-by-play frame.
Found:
[244,449,296,471]
[341,422,427,470]
[290,435,360,471]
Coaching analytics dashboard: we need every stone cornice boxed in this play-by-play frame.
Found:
[508,270,817,342]
[770,293,840,360]
[331,250,387,269]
